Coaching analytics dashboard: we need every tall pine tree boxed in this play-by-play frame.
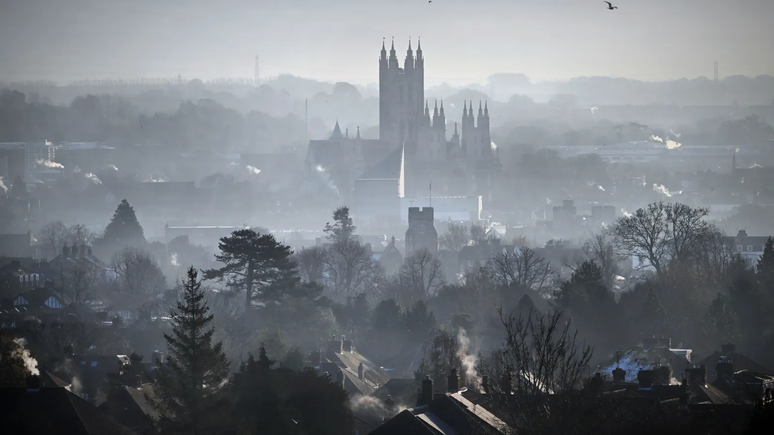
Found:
[757,237,774,287]
[102,199,146,247]
[151,267,229,435]
[204,229,305,310]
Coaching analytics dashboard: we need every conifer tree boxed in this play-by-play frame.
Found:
[152,267,229,435]
[102,199,146,247]
[757,237,774,286]
[204,229,303,310]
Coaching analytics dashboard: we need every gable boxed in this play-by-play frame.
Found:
[13,295,28,306]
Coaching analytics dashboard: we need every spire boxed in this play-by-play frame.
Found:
[345,128,349,139]
[356,126,361,139]
[416,37,423,60]
[408,38,412,52]
[484,101,489,117]
[330,120,343,139]
[463,100,468,117]
[478,101,483,117]
[380,37,387,61]
[440,100,445,117]
[390,37,395,54]
[405,38,414,69]
[454,122,458,135]
[433,100,439,117]
[425,100,430,117]
[389,37,397,68]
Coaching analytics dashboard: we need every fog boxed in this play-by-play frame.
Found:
[2,2,774,434]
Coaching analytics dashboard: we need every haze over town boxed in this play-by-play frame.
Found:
[1,1,774,435]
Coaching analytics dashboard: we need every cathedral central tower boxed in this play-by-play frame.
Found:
[379,38,424,148]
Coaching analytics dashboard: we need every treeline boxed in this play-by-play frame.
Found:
[0,89,309,151]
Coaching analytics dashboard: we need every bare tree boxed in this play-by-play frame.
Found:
[470,223,488,245]
[295,246,327,283]
[611,201,713,279]
[481,307,593,435]
[323,239,381,300]
[61,261,100,303]
[582,232,624,290]
[439,221,471,252]
[486,247,555,292]
[111,248,168,316]
[37,221,71,258]
[68,224,96,247]
[397,248,445,306]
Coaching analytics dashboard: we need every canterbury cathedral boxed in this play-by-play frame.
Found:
[305,39,499,224]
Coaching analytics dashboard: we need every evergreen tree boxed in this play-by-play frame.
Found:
[757,237,774,286]
[204,229,304,310]
[0,331,35,387]
[324,206,356,243]
[102,199,146,247]
[151,267,229,435]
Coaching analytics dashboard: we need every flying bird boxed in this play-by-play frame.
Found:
[291,419,299,425]
[604,1,618,9]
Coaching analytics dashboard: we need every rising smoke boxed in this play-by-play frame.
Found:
[37,159,64,169]
[13,338,39,376]
[246,165,261,175]
[349,395,407,422]
[456,328,481,390]
[0,176,7,194]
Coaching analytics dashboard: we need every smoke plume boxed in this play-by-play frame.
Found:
[349,395,407,422]
[456,328,481,389]
[13,338,39,376]
[37,159,64,169]
[246,165,261,175]
[84,173,102,185]
[0,176,7,194]
[315,165,340,196]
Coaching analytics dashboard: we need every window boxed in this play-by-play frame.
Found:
[417,224,426,234]
[13,296,28,306]
[45,296,63,309]
[468,260,474,267]
[747,245,753,252]
[737,245,743,252]
[91,361,98,367]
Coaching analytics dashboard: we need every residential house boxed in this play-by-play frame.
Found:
[98,385,159,435]
[729,230,771,264]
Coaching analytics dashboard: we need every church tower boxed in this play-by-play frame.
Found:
[379,38,424,148]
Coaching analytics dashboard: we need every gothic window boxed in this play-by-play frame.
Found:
[45,296,63,309]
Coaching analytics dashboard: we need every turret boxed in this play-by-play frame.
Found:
[432,100,439,126]
[404,39,414,70]
[389,38,398,69]
[451,122,460,146]
[380,38,387,65]
[424,101,431,126]
[438,101,446,128]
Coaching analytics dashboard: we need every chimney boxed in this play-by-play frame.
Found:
[679,377,689,406]
[72,244,80,258]
[637,369,655,388]
[737,230,748,238]
[612,367,627,383]
[721,344,736,355]
[418,375,433,406]
[447,368,460,392]
[357,363,364,380]
[342,339,353,352]
[717,356,734,378]
[655,365,672,384]
[482,375,490,394]
[336,369,345,390]
[384,395,395,411]
[26,375,43,391]
[62,245,70,258]
[687,365,707,386]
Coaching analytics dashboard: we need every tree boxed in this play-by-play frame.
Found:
[612,201,713,279]
[372,299,404,330]
[151,267,229,435]
[757,237,774,285]
[404,300,437,339]
[439,221,470,252]
[204,229,301,310]
[487,246,555,293]
[706,294,742,347]
[0,331,37,387]
[111,247,168,317]
[101,199,146,248]
[37,221,71,258]
[320,207,381,300]
[295,246,327,283]
[397,248,445,306]
[324,206,356,244]
[482,307,593,434]
[582,233,622,290]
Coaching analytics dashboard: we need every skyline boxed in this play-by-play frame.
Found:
[1,0,773,86]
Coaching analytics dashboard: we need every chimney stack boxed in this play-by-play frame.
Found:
[385,395,395,411]
[342,339,353,352]
[655,365,672,384]
[612,367,627,383]
[501,366,513,394]
[447,368,460,392]
[637,369,655,388]
[482,375,490,394]
[62,245,70,258]
[26,375,43,391]
[358,363,364,380]
[418,375,433,406]
[687,365,707,386]
[679,377,689,406]
[327,338,343,354]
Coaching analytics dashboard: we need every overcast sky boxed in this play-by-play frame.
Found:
[1,0,772,85]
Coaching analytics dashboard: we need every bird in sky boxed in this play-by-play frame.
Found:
[291,419,299,425]
[604,1,618,10]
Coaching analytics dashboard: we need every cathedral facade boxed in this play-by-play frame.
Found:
[305,39,499,225]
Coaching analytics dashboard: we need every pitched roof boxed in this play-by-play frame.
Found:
[98,385,159,435]
[0,386,139,435]
[357,144,404,180]
[696,352,774,381]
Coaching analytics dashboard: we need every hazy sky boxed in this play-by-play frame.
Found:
[1,0,773,85]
